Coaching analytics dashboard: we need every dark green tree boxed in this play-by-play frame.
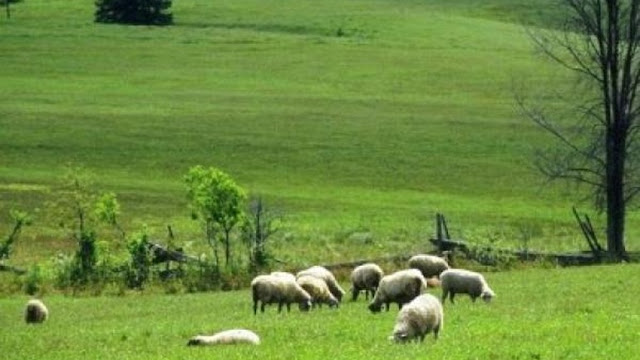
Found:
[95,0,173,26]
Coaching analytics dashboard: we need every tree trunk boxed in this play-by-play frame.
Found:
[224,229,231,267]
[605,127,627,260]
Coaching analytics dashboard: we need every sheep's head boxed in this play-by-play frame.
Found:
[328,298,340,309]
[481,289,495,303]
[298,300,312,312]
[391,331,411,343]
[368,302,382,313]
[187,337,203,346]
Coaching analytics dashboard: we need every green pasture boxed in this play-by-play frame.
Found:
[1,0,638,268]
[1,264,638,359]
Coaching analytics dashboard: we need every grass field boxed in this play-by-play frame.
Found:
[1,0,639,269]
[1,264,639,359]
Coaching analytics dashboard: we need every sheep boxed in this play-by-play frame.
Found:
[270,271,296,282]
[368,269,427,313]
[408,254,450,279]
[350,263,384,301]
[24,299,48,324]
[296,266,346,302]
[440,268,495,304]
[296,275,339,309]
[187,329,260,346]
[391,293,443,343]
[251,274,312,314]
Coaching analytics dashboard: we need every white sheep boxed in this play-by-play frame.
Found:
[24,299,48,324]
[251,274,312,314]
[270,271,296,282]
[369,269,427,313]
[391,293,443,343]
[440,268,495,304]
[296,275,339,309]
[187,329,260,346]
[296,266,346,302]
[350,263,384,301]
[408,254,450,278]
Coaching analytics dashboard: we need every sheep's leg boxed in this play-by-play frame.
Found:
[286,302,291,312]
[261,303,266,313]
[352,288,359,301]
[441,290,448,304]
[253,301,258,315]
[385,302,391,311]
[278,302,284,313]
[450,292,456,304]
[434,326,440,340]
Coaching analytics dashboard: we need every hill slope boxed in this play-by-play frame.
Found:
[1,0,637,265]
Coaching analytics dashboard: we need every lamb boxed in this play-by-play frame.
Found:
[296,275,339,309]
[368,269,427,313]
[187,329,260,346]
[408,254,450,278]
[296,266,346,302]
[24,299,48,324]
[391,293,443,343]
[350,263,384,301]
[440,268,495,304]
[251,274,312,314]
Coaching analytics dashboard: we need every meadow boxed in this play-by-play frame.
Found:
[1,263,639,359]
[1,0,640,267]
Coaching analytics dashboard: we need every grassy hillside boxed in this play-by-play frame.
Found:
[1,0,637,267]
[0,264,638,359]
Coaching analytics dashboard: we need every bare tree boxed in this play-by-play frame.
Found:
[520,0,638,261]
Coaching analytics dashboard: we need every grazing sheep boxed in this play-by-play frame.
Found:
[251,274,312,314]
[369,269,427,313]
[270,271,296,282]
[187,329,260,346]
[440,268,495,304]
[408,254,450,278]
[350,263,384,301]
[24,299,48,324]
[426,277,441,288]
[297,275,339,309]
[296,266,346,302]
[391,294,443,343]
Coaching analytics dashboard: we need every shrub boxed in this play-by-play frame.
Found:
[23,264,44,296]
[95,0,173,26]
[125,233,152,289]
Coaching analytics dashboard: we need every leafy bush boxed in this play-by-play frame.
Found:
[23,264,45,295]
[124,232,152,289]
[95,0,173,26]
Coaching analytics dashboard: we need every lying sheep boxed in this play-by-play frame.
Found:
[391,293,443,343]
[251,274,312,314]
[297,275,339,309]
[440,268,495,304]
[187,329,260,346]
[369,269,427,313]
[25,299,48,324]
[408,254,450,278]
[296,266,345,302]
[350,263,384,301]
